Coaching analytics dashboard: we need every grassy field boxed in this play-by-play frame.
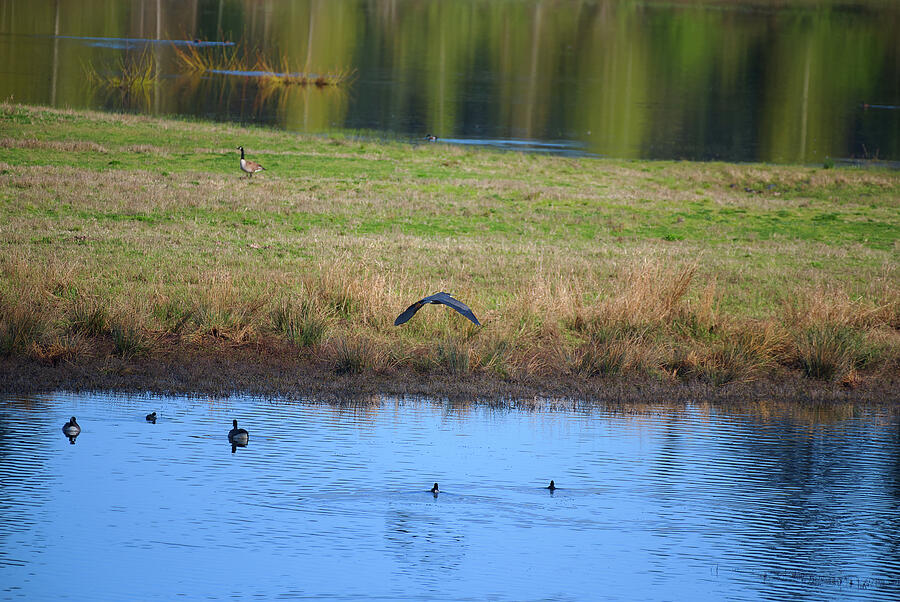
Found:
[0,103,898,401]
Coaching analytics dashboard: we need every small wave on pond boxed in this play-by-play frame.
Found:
[0,392,897,600]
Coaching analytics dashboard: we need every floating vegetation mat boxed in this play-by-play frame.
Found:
[173,43,353,88]
[255,54,354,88]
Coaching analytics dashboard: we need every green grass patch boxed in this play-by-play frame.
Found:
[1,103,897,389]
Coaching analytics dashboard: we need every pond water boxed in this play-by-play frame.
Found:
[1,392,898,600]
[1,0,899,163]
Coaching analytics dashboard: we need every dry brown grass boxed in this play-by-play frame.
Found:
[0,138,108,153]
[783,281,899,331]
[2,240,895,387]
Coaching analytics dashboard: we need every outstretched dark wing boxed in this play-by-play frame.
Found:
[427,292,481,326]
[394,300,427,325]
[392,292,481,327]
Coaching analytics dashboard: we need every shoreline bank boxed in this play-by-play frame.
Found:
[1,104,897,402]
[3,344,897,405]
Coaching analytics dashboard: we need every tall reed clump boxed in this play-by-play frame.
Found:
[783,283,898,331]
[109,320,148,358]
[558,261,704,337]
[0,256,79,357]
[785,283,899,379]
[474,336,514,378]
[68,296,108,337]
[152,294,194,336]
[84,48,158,92]
[600,261,699,328]
[256,53,354,88]
[28,334,82,364]
[173,42,352,88]
[271,295,327,348]
[566,329,635,378]
[171,42,247,73]
[0,302,45,356]
[796,325,862,381]
[435,338,470,375]
[694,342,758,386]
[683,321,787,385]
[324,335,383,375]
[550,261,705,379]
[185,272,262,343]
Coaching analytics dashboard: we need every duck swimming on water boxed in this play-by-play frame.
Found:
[430,482,440,495]
[228,420,249,446]
[62,416,81,444]
[62,416,81,436]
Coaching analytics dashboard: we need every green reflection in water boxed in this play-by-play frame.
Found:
[0,0,897,162]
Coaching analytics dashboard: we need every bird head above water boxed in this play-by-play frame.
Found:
[228,420,249,442]
[62,417,81,438]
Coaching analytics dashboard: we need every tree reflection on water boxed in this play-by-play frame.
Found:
[1,0,898,162]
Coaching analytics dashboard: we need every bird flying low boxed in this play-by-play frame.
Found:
[394,292,481,326]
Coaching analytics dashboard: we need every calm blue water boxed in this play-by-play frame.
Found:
[1,393,898,600]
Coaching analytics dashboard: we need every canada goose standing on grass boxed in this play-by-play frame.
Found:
[236,146,265,178]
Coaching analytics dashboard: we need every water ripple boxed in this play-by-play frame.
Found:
[0,394,897,600]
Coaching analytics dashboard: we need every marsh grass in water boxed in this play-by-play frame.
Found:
[0,104,897,394]
[174,43,352,88]
[172,42,246,73]
[84,49,159,110]
[256,53,354,88]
